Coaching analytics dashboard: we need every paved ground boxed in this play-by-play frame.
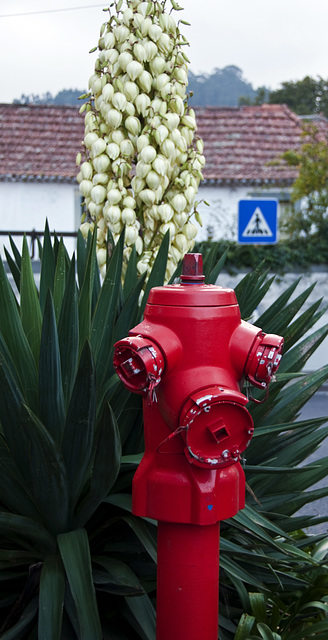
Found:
[297,387,328,535]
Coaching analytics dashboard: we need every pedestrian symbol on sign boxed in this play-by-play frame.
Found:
[242,207,273,238]
[238,199,278,244]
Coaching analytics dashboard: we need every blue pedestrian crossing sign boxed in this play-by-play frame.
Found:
[238,199,278,244]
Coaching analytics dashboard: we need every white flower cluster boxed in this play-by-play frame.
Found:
[77,0,205,279]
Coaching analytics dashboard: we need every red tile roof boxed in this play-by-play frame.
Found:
[196,104,303,185]
[0,104,84,183]
[0,102,324,186]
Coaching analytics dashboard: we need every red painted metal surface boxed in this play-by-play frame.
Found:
[156,521,220,640]
[113,253,284,639]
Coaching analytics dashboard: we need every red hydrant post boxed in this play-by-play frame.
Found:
[113,254,283,640]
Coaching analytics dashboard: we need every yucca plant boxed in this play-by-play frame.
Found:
[0,228,327,639]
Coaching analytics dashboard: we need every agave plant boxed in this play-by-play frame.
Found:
[0,230,327,639]
[0,223,167,639]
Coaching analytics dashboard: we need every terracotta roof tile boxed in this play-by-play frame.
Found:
[0,104,84,183]
[0,102,325,186]
[195,104,304,185]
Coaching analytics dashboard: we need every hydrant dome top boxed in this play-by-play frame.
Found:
[147,284,238,307]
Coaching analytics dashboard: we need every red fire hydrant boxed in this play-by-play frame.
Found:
[113,254,283,640]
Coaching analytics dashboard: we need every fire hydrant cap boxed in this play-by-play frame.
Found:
[147,284,237,307]
[179,387,254,468]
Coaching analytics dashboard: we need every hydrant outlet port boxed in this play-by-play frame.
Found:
[113,336,164,394]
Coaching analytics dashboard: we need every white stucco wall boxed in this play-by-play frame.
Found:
[196,184,288,242]
[0,181,80,258]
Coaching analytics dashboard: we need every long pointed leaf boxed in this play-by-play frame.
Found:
[0,256,37,409]
[0,513,55,554]
[20,236,42,365]
[138,230,169,319]
[20,404,69,534]
[75,401,121,527]
[91,231,124,385]
[0,435,41,521]
[53,238,69,322]
[58,255,79,407]
[78,231,97,354]
[38,555,65,640]
[61,341,96,511]
[39,291,65,443]
[57,528,102,640]
[39,220,55,313]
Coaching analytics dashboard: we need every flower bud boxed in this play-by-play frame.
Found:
[91,184,107,205]
[171,193,187,213]
[135,235,143,255]
[131,176,146,193]
[112,92,127,111]
[136,161,151,179]
[93,154,110,173]
[138,70,152,93]
[125,225,138,246]
[158,33,172,54]
[104,32,115,49]
[123,81,139,102]
[158,203,174,222]
[125,116,141,136]
[80,221,94,239]
[152,155,167,175]
[106,109,122,128]
[149,55,166,76]
[139,189,156,206]
[84,132,98,149]
[107,142,120,160]
[120,139,134,156]
[160,221,176,237]
[102,83,114,102]
[137,134,150,152]
[165,113,180,131]
[143,40,158,61]
[174,233,188,253]
[154,124,169,145]
[107,188,122,205]
[118,51,133,71]
[140,145,156,164]
[133,43,146,62]
[161,138,176,158]
[146,170,161,190]
[93,172,109,186]
[104,48,119,64]
[81,161,93,180]
[183,222,198,240]
[173,212,188,228]
[126,60,143,80]
[122,207,136,224]
[135,93,151,116]
[97,248,107,268]
[114,25,130,44]
[104,205,121,224]
[80,179,93,197]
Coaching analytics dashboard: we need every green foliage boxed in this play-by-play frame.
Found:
[268,75,328,118]
[0,228,328,639]
[281,124,328,238]
[0,224,159,638]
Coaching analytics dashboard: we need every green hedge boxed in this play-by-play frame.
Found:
[194,234,328,273]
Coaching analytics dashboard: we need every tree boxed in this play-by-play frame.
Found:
[281,123,328,238]
[268,75,328,117]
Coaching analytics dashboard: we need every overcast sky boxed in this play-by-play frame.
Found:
[1,0,328,103]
